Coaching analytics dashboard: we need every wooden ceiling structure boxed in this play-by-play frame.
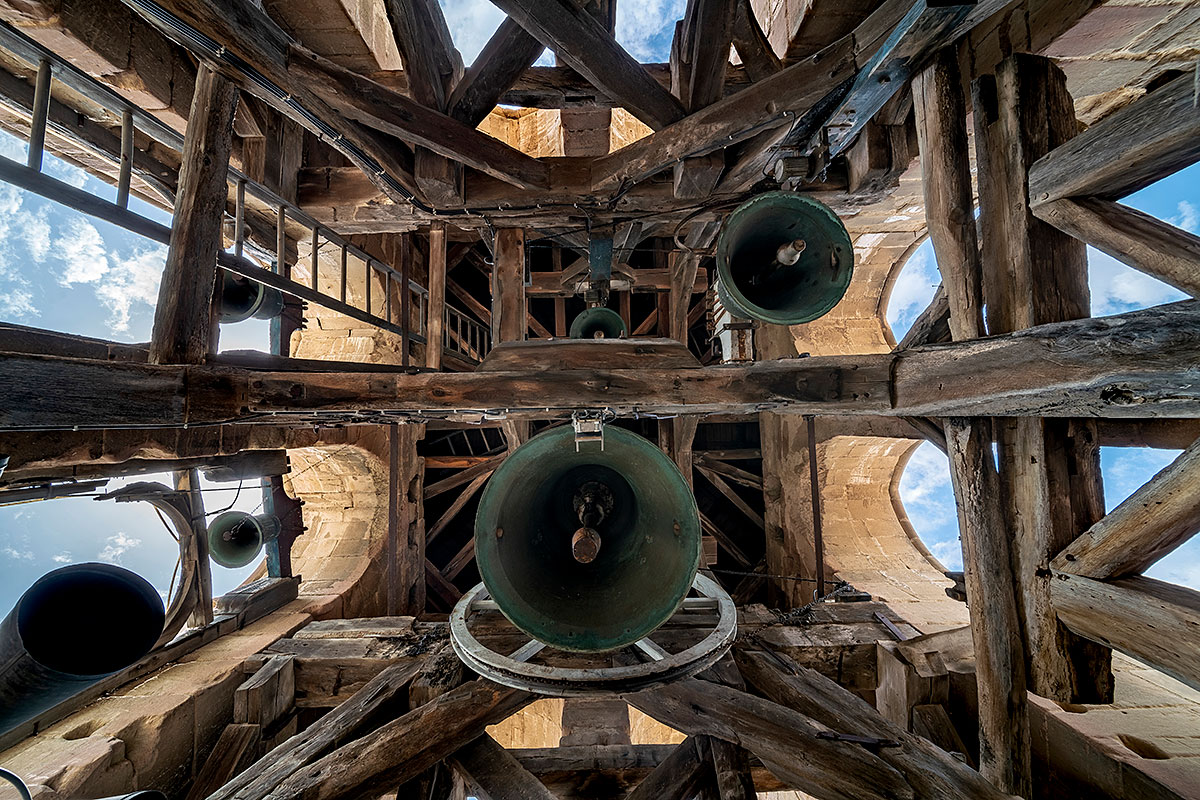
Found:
[1,0,1200,798]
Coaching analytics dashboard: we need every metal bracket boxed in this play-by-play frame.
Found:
[572,410,606,451]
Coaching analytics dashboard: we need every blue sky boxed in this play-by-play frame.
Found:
[890,162,1199,588]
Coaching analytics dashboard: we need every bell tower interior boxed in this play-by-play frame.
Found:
[1,0,1199,798]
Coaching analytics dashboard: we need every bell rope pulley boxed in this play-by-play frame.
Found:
[206,511,280,568]
[0,563,165,734]
[715,191,854,325]
[450,423,736,695]
[219,269,285,323]
[569,307,627,340]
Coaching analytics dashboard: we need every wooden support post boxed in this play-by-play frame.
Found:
[149,64,237,364]
[450,734,558,800]
[976,54,1112,704]
[493,228,526,343]
[625,738,709,800]
[176,468,214,628]
[551,246,567,337]
[389,423,426,615]
[944,418,1030,798]
[426,223,447,369]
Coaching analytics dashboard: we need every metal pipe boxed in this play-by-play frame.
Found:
[0,563,164,734]
[26,58,50,171]
[116,108,134,208]
[805,414,824,598]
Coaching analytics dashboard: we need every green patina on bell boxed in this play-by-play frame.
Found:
[715,191,854,325]
[474,425,700,652]
[569,307,628,340]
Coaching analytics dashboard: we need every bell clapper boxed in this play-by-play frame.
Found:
[748,238,806,287]
[571,481,615,563]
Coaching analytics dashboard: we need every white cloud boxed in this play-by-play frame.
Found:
[44,156,90,189]
[0,130,26,163]
[2,546,34,561]
[94,245,166,333]
[1088,247,1185,316]
[615,0,685,61]
[1171,200,1198,234]
[0,286,38,319]
[51,552,72,564]
[55,218,110,286]
[929,540,963,572]
[16,209,51,262]
[98,532,141,564]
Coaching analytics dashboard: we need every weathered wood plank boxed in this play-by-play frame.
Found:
[625,679,913,800]
[448,18,547,127]
[184,723,261,800]
[489,0,685,130]
[449,734,557,800]
[944,418,1029,797]
[704,736,755,800]
[1052,437,1200,579]
[265,681,532,800]
[1052,573,1200,692]
[208,659,426,800]
[730,0,781,82]
[624,737,710,800]
[735,649,1014,799]
[494,228,526,344]
[149,65,236,365]
[1035,197,1200,299]
[1028,71,1200,207]
[234,653,295,730]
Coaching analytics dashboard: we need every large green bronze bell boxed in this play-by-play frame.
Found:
[715,192,854,325]
[569,307,627,339]
[474,425,700,652]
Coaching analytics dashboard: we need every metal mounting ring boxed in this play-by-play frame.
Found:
[449,573,737,696]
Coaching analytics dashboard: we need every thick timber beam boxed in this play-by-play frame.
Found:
[448,734,556,800]
[1034,197,1200,299]
[1052,574,1200,693]
[488,0,685,130]
[2,302,1200,428]
[448,18,546,127]
[149,64,237,365]
[493,228,527,343]
[624,737,710,800]
[264,681,532,800]
[425,223,447,370]
[976,54,1112,704]
[734,649,1016,799]
[1052,437,1200,579]
[1028,71,1200,207]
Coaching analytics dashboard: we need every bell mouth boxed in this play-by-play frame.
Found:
[474,426,701,653]
[715,191,854,325]
[16,563,164,677]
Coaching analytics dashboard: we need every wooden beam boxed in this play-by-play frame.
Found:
[390,423,425,615]
[704,736,755,800]
[489,0,686,130]
[734,649,1014,799]
[448,18,546,127]
[149,65,236,365]
[697,465,764,529]
[592,36,856,191]
[129,0,422,203]
[184,724,261,800]
[493,228,527,343]
[944,418,1030,797]
[425,454,505,500]
[1052,437,1200,579]
[426,223,447,370]
[895,284,950,349]
[1034,197,1200,299]
[427,470,493,545]
[4,302,1200,428]
[625,679,912,800]
[383,0,459,112]
[529,266,708,296]
[624,737,710,800]
[207,660,427,800]
[265,681,533,800]
[730,0,781,82]
[912,49,983,341]
[1052,573,1200,692]
[1028,71,1200,208]
[287,47,548,191]
[448,734,556,800]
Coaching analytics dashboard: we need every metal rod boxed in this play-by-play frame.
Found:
[233,178,245,257]
[339,244,347,304]
[116,107,133,208]
[401,235,411,368]
[26,58,50,171]
[310,226,319,291]
[806,414,825,598]
[274,204,285,274]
